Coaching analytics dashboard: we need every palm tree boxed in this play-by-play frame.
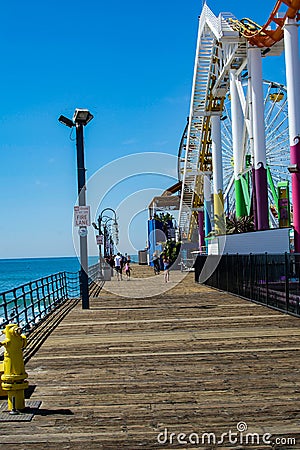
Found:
[154,212,174,236]
[213,213,254,235]
[226,213,254,234]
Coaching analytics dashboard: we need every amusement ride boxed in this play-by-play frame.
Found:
[174,0,300,255]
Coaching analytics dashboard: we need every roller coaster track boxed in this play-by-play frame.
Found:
[230,0,300,48]
[178,1,300,243]
[178,4,245,240]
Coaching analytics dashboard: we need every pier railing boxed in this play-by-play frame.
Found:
[0,263,103,332]
[194,253,300,317]
[0,272,70,331]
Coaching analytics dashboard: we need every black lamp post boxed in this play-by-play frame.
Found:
[109,235,114,256]
[92,209,119,268]
[102,217,115,258]
[99,208,119,246]
[59,108,93,310]
[93,209,118,250]
[92,216,103,276]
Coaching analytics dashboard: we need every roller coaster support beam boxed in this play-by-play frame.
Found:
[248,45,269,231]
[230,70,247,218]
[204,172,212,238]
[211,116,224,232]
[198,209,205,251]
[284,18,300,252]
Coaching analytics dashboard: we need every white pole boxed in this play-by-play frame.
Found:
[211,116,223,193]
[203,171,212,236]
[230,70,244,179]
[284,18,300,145]
[230,69,247,217]
[211,115,224,230]
[248,46,267,169]
[248,45,269,230]
[284,18,300,252]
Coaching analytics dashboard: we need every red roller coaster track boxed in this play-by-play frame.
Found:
[231,0,300,47]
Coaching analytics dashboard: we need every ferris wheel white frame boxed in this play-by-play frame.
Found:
[177,3,292,241]
[221,78,290,227]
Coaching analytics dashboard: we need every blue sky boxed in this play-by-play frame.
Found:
[0,0,291,258]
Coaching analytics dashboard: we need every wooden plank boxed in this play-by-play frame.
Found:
[1,267,300,449]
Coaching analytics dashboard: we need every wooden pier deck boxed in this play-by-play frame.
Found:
[1,266,300,449]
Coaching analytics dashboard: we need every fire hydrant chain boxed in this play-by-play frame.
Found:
[0,324,28,412]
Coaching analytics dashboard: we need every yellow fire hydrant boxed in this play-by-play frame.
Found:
[0,324,28,411]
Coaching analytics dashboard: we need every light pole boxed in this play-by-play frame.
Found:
[92,210,118,271]
[109,235,114,256]
[59,108,93,310]
[101,217,116,257]
[92,216,103,276]
[96,209,119,247]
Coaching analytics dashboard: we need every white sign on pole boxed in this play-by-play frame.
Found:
[96,235,103,245]
[74,206,91,227]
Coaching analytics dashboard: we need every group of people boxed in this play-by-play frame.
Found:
[152,252,170,283]
[106,251,171,283]
[106,253,131,281]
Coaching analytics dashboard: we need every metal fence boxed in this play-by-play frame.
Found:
[0,262,103,332]
[88,263,101,284]
[0,272,72,331]
[194,253,300,317]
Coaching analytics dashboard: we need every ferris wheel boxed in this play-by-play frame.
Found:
[221,79,290,227]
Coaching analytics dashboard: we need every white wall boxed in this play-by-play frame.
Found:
[207,228,291,255]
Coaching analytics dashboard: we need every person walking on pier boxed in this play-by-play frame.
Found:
[163,256,170,283]
[114,253,122,281]
[124,260,131,280]
[152,252,160,275]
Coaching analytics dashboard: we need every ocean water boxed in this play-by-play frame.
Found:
[0,256,91,293]
[0,254,138,293]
